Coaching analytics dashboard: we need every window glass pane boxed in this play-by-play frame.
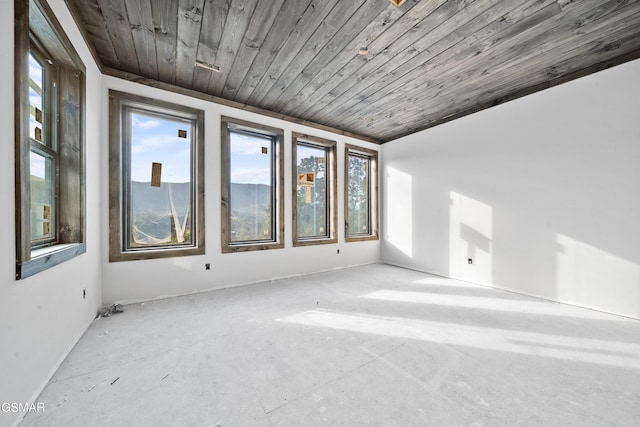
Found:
[129,111,193,248]
[297,144,328,238]
[348,154,370,235]
[229,131,273,242]
[29,52,45,145]
[30,151,54,242]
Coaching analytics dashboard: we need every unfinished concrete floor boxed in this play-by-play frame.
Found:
[21,264,640,426]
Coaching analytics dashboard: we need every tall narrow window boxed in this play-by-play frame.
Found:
[221,117,284,252]
[29,49,57,246]
[345,144,379,242]
[108,91,205,261]
[292,133,337,246]
[15,0,86,279]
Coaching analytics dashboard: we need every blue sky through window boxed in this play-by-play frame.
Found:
[130,112,192,183]
[129,115,273,185]
[230,131,272,186]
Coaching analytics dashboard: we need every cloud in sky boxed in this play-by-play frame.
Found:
[230,133,271,156]
[131,134,187,154]
[134,119,163,130]
[231,167,271,185]
[28,54,43,85]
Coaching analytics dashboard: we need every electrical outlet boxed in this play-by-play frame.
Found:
[468,258,473,265]
[205,263,211,270]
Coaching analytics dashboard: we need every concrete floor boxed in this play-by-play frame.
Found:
[21,264,640,426]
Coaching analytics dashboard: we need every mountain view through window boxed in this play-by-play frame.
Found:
[129,111,193,247]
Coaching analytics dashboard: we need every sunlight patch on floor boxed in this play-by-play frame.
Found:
[278,309,640,369]
[361,289,631,321]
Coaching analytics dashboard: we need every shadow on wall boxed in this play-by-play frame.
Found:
[383,164,640,319]
[449,191,492,284]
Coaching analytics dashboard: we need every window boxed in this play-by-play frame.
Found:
[292,133,337,246]
[15,0,86,279]
[108,91,205,261]
[345,144,379,241]
[221,117,284,252]
[29,48,57,246]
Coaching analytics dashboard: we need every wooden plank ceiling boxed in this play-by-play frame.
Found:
[65,0,640,142]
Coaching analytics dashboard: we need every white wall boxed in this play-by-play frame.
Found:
[0,1,379,421]
[382,59,640,319]
[101,76,381,304]
[0,1,103,426]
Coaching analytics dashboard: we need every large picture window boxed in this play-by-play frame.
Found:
[221,117,284,252]
[292,133,337,246]
[345,144,379,242]
[108,91,205,261]
[15,0,86,279]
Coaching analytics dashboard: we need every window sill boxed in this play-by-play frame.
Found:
[222,241,284,253]
[17,242,86,280]
[345,234,379,243]
[109,245,205,262]
[293,237,338,247]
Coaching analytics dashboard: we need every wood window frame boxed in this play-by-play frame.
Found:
[15,0,86,279]
[292,133,337,247]
[221,117,284,253]
[108,90,205,262]
[344,144,379,242]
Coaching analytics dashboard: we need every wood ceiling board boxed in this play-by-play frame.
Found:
[245,0,344,105]
[86,34,119,67]
[292,0,452,120]
[385,48,640,141]
[327,0,555,125]
[336,1,565,132]
[365,23,640,140]
[205,0,259,95]
[150,0,179,85]
[233,0,314,102]
[191,0,229,92]
[332,0,593,131]
[65,0,640,142]
[175,0,205,87]
[281,0,429,115]
[268,0,405,111]
[96,0,141,74]
[303,0,500,123]
[421,19,640,124]
[126,0,159,80]
[430,2,640,103]
[262,0,387,109]
[64,0,117,69]
[344,0,640,135]
[395,43,640,142]
[219,0,286,99]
